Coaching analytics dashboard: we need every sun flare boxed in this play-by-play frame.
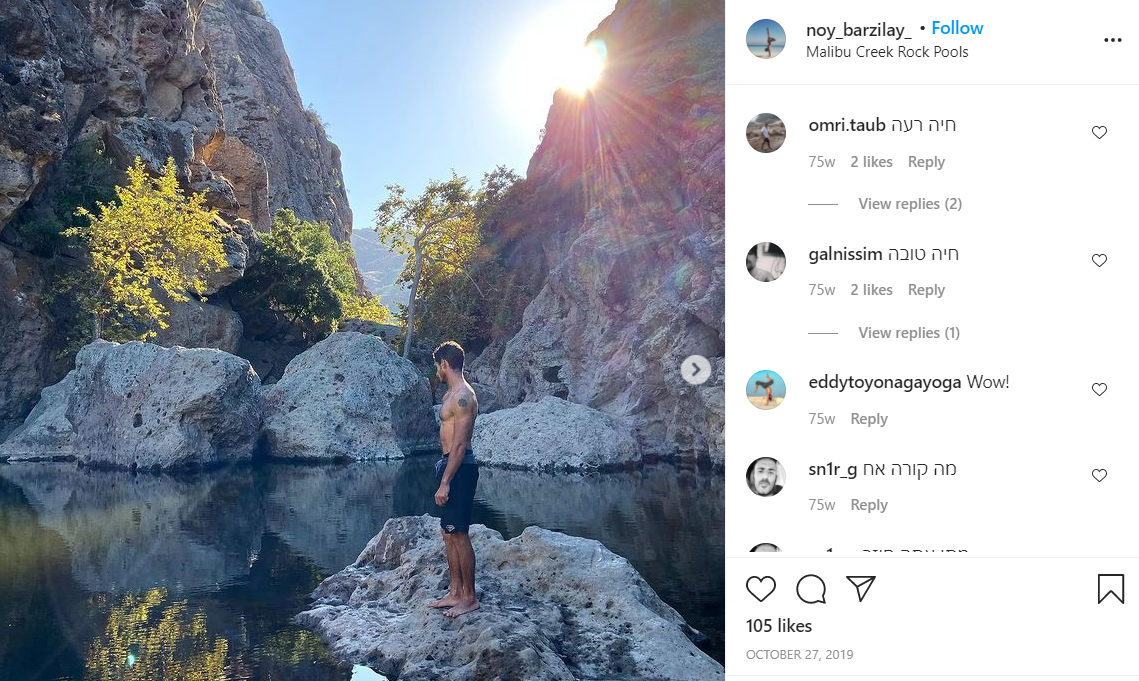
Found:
[500,2,613,135]
[559,41,607,95]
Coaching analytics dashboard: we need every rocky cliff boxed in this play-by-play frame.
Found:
[0,0,358,438]
[472,0,725,464]
[198,0,352,238]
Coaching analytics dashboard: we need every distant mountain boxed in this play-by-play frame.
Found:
[351,230,410,307]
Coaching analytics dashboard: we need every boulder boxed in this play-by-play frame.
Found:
[469,381,502,414]
[262,332,435,460]
[297,515,722,681]
[201,216,262,295]
[471,396,640,471]
[0,371,77,461]
[154,295,244,354]
[2,340,262,470]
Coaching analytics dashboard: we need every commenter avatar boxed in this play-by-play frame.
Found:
[746,242,786,282]
[746,19,786,59]
[746,113,785,153]
[746,457,785,497]
[746,369,786,410]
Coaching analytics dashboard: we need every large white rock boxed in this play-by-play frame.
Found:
[472,396,640,471]
[261,332,435,460]
[0,371,77,461]
[2,341,262,470]
[297,515,722,681]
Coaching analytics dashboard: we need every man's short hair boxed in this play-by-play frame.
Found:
[433,340,465,371]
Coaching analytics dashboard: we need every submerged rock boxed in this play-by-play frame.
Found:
[471,396,640,471]
[1,341,261,470]
[297,515,722,681]
[262,332,435,460]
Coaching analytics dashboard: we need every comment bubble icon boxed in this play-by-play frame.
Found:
[796,574,827,604]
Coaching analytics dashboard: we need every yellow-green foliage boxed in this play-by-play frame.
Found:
[85,588,228,681]
[64,157,228,340]
[338,293,391,328]
[376,166,521,352]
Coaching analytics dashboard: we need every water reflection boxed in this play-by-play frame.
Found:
[84,589,228,681]
[262,464,401,571]
[0,464,264,594]
[0,458,724,679]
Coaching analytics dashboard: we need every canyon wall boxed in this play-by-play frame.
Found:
[0,0,357,437]
[473,0,725,463]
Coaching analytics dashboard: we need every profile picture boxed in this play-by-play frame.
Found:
[747,19,786,59]
[746,457,786,497]
[746,369,785,410]
[746,113,785,153]
[746,242,786,282]
[751,543,782,553]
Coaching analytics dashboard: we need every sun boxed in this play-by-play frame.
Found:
[560,41,607,95]
[500,2,613,134]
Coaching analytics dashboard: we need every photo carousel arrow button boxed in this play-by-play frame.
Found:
[681,355,711,385]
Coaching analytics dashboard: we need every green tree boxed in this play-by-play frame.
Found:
[235,209,389,340]
[63,157,228,341]
[376,167,520,357]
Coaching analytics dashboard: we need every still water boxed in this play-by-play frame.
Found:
[0,457,724,679]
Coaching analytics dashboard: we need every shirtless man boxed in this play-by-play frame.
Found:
[427,340,481,618]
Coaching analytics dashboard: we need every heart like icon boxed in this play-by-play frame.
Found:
[1092,254,1107,267]
[746,576,776,603]
[1092,383,1108,396]
[1092,469,1108,482]
[1092,126,1107,139]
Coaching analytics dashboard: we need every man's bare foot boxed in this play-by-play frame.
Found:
[443,599,480,618]
[427,594,460,608]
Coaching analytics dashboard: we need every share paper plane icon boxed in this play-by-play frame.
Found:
[846,576,876,602]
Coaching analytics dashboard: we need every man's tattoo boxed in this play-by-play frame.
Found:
[458,397,469,408]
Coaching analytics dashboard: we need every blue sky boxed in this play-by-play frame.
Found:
[261,0,614,231]
[745,19,785,47]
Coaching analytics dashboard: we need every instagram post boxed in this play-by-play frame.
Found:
[0,0,724,679]
[4,0,1139,679]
